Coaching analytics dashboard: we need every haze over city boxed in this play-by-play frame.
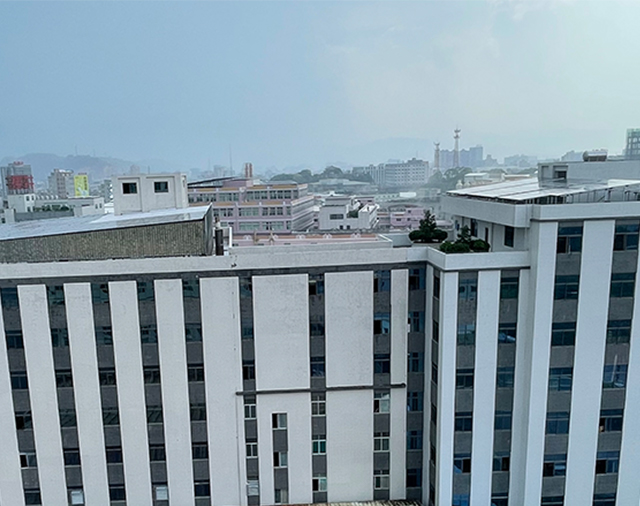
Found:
[2,0,640,171]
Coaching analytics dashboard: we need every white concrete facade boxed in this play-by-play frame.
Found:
[2,182,640,506]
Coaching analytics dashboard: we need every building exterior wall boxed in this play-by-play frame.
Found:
[0,219,211,263]
[188,181,314,233]
[113,174,188,215]
[2,196,640,506]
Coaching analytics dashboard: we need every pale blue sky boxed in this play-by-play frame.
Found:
[1,1,640,170]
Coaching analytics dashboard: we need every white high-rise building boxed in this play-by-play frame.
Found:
[1,157,640,506]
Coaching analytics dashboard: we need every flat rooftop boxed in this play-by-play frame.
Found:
[0,206,209,242]
[448,177,640,204]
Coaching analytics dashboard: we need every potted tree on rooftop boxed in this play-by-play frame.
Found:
[409,211,448,243]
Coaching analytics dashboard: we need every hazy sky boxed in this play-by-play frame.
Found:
[1,1,640,170]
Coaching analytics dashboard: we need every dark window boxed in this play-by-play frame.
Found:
[243,360,255,380]
[51,328,69,347]
[406,468,422,488]
[374,354,390,374]
[149,445,166,461]
[11,372,28,390]
[431,362,438,384]
[459,278,477,301]
[409,268,425,290]
[504,226,514,247]
[610,273,635,298]
[310,321,325,337]
[99,368,116,386]
[190,404,207,421]
[595,452,619,474]
[407,392,423,412]
[46,285,65,306]
[408,352,424,373]
[122,182,137,194]
[453,494,470,506]
[95,326,113,345]
[542,454,567,477]
[493,454,510,472]
[272,412,287,429]
[137,281,154,301]
[433,273,441,298]
[64,450,81,466]
[494,411,512,431]
[470,219,478,237]
[188,366,204,382]
[140,324,157,344]
[456,369,474,389]
[240,277,252,298]
[432,319,439,342]
[556,225,583,254]
[614,222,639,251]
[20,453,37,468]
[147,407,163,424]
[103,408,120,426]
[106,447,122,463]
[242,325,253,340]
[311,357,325,377]
[603,364,627,389]
[457,324,475,345]
[1,287,19,308]
[546,412,570,434]
[541,497,564,506]
[59,409,77,427]
[554,275,579,300]
[500,276,519,299]
[185,323,202,342]
[454,454,471,473]
[91,283,109,304]
[593,494,616,506]
[192,443,208,460]
[407,430,423,450]
[6,329,24,349]
[599,409,623,432]
[409,311,425,332]
[109,486,126,501]
[491,496,508,506]
[24,490,42,505]
[498,323,517,343]
[549,367,572,391]
[16,412,32,430]
[374,313,390,334]
[606,320,631,344]
[144,367,161,384]
[183,279,200,299]
[497,367,515,388]
[551,322,576,346]
[374,270,391,292]
[195,482,210,497]
[309,274,324,295]
[55,370,73,388]
[154,181,169,193]
[455,412,473,432]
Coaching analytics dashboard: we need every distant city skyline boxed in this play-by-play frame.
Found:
[1,1,639,170]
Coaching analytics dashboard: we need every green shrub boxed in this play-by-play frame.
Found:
[471,239,490,252]
[440,241,471,253]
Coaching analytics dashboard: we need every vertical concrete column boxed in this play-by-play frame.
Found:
[65,283,110,506]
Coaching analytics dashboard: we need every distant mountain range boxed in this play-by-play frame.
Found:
[0,153,190,183]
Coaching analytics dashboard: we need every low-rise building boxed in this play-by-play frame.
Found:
[188,178,315,233]
[318,195,379,231]
[353,158,430,188]
[112,173,188,215]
